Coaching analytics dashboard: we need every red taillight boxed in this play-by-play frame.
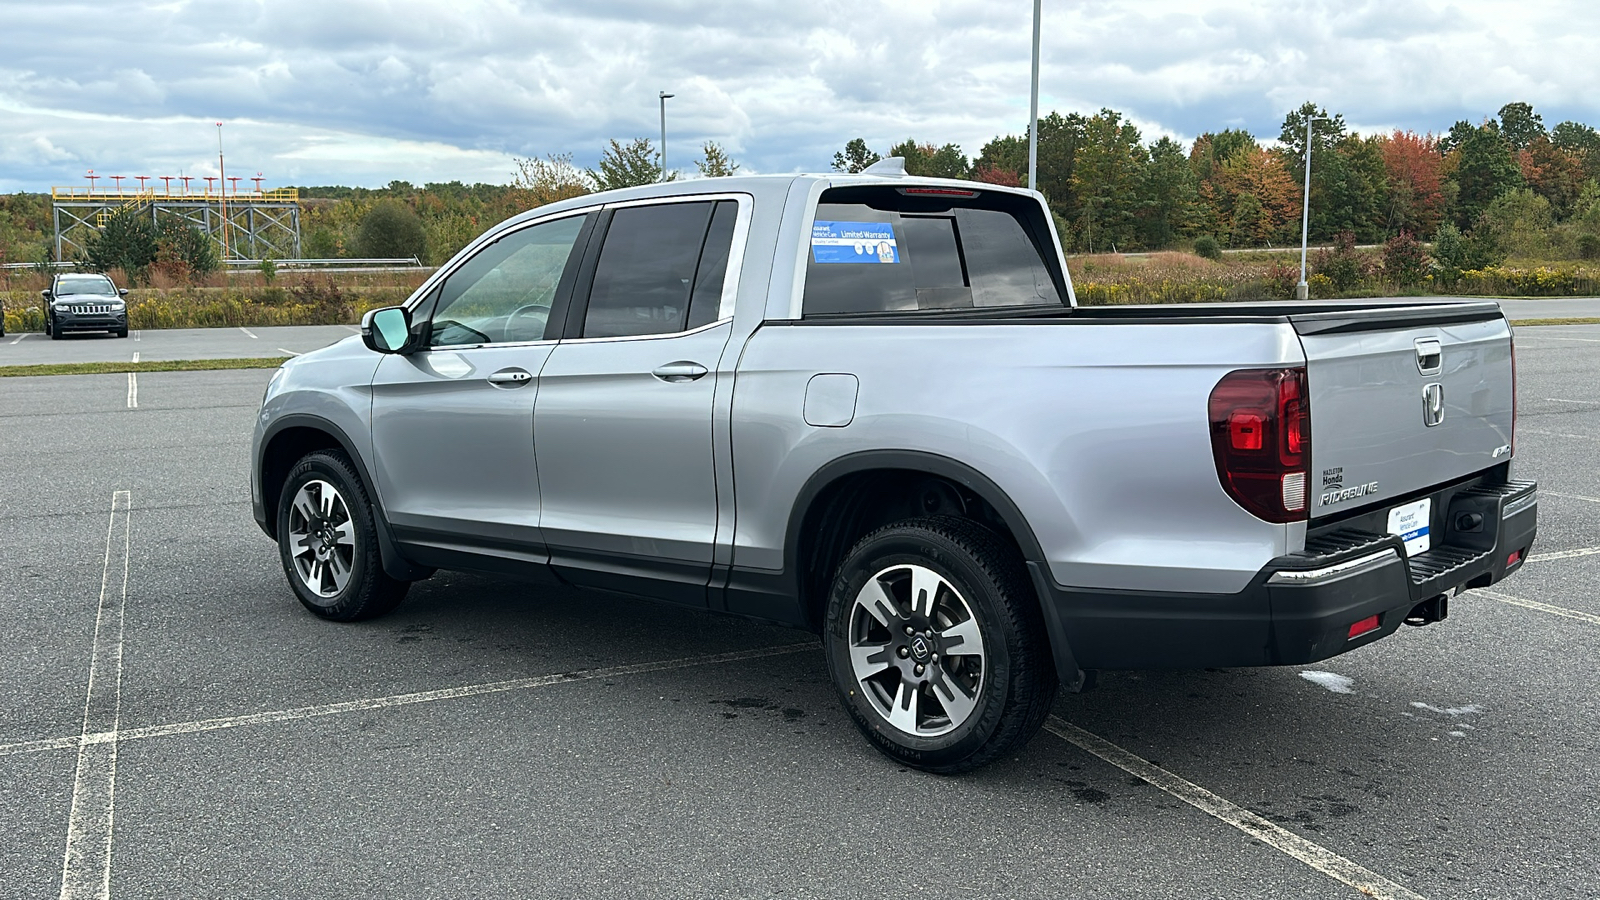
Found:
[1507,549,1522,567]
[897,187,979,197]
[1208,367,1311,523]
[1348,615,1381,639]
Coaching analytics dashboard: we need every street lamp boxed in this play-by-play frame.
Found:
[1027,0,1041,192]
[1296,114,1326,300]
[658,91,675,182]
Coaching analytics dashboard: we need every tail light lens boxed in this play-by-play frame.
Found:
[1208,367,1311,523]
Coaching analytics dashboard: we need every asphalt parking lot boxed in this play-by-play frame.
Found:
[3,324,360,364]
[1,323,1597,899]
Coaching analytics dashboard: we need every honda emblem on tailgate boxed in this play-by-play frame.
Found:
[1422,383,1445,427]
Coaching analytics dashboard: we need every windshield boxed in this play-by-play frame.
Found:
[57,276,117,296]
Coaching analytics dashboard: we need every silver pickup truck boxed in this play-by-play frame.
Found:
[252,165,1537,772]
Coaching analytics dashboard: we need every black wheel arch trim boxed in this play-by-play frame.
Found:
[786,450,1048,567]
[257,413,433,582]
[779,449,1086,690]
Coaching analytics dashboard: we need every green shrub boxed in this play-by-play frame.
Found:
[1578,232,1600,260]
[1193,235,1222,261]
[1312,231,1365,292]
[83,206,158,281]
[355,200,426,261]
[1383,232,1430,287]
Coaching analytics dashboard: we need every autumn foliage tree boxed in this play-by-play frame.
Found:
[1380,130,1445,236]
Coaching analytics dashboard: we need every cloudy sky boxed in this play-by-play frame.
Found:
[2,0,1597,192]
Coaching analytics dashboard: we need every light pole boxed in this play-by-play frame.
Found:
[217,121,231,261]
[1296,114,1325,300]
[658,91,675,182]
[1027,0,1041,192]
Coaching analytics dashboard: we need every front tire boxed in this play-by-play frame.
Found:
[824,516,1057,773]
[276,449,408,621]
[49,318,62,340]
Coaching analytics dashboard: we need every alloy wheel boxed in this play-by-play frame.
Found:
[847,563,987,737]
[286,479,356,599]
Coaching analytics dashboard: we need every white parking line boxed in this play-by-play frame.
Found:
[277,348,300,356]
[132,331,139,342]
[1528,545,1600,563]
[1045,717,1427,900]
[1545,398,1600,405]
[8,332,26,344]
[239,327,258,339]
[1475,589,1600,626]
[1521,429,1600,441]
[130,352,139,364]
[125,374,137,409]
[0,643,816,760]
[58,491,132,900]
[1546,490,1600,504]
[341,325,360,333]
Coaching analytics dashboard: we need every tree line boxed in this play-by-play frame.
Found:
[5,103,1598,277]
[835,101,1600,261]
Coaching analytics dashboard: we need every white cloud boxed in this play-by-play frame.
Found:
[0,0,1597,190]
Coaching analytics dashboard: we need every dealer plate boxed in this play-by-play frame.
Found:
[1387,498,1432,557]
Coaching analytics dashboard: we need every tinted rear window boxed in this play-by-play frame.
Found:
[802,188,1063,316]
[582,200,737,338]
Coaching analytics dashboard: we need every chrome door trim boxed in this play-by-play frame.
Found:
[555,317,732,346]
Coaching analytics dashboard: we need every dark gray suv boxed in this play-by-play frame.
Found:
[43,273,129,339]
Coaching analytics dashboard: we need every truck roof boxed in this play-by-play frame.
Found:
[495,170,1043,233]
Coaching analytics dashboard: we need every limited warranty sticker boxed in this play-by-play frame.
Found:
[811,220,899,264]
[1387,498,1432,557]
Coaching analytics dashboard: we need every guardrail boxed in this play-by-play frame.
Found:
[2,258,427,271]
[223,258,424,268]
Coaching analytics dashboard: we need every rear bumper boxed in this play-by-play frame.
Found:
[1034,478,1537,674]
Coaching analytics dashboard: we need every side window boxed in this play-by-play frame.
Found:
[582,200,737,338]
[427,215,586,348]
[802,189,1062,316]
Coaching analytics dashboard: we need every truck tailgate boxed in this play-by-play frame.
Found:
[1293,302,1514,518]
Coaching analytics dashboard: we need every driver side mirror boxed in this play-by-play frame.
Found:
[40,289,51,300]
[361,306,416,354]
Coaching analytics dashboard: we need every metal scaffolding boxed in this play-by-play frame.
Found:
[50,186,302,262]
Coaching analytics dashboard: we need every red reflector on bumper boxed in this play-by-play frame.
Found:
[1507,549,1523,567]
[1348,615,1381,640]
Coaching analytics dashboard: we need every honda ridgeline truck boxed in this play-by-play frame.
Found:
[251,162,1537,772]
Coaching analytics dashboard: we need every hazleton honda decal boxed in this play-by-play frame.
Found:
[1319,465,1379,506]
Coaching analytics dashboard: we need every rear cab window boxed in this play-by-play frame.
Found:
[802,186,1067,317]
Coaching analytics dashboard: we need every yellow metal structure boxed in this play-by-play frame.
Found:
[50,186,301,262]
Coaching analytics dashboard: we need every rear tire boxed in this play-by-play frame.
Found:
[823,516,1057,773]
[276,449,408,621]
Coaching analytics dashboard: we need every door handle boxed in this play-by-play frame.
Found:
[487,368,533,387]
[651,362,709,383]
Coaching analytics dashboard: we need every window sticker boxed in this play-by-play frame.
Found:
[811,220,899,264]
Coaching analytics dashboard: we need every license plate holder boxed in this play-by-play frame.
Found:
[1387,498,1432,557]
